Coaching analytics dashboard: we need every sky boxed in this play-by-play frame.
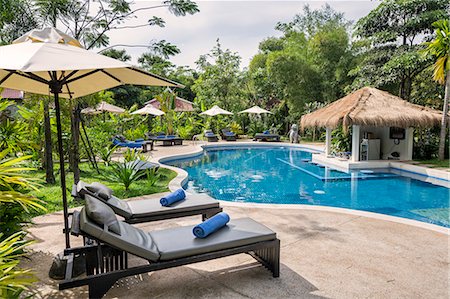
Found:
[106,1,380,69]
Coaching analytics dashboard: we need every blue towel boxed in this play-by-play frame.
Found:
[263,130,270,134]
[160,189,186,206]
[135,138,144,142]
[224,132,235,136]
[205,133,215,137]
[166,135,176,138]
[193,212,230,238]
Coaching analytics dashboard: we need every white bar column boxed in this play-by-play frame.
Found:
[325,127,332,156]
[405,127,414,160]
[351,125,360,162]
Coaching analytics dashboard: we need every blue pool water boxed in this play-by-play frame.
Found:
[166,147,450,227]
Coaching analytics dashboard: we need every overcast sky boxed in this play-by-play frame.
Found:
[106,1,380,69]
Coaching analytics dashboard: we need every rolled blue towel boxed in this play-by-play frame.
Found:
[263,130,270,134]
[160,189,186,206]
[193,212,230,238]
[167,135,176,138]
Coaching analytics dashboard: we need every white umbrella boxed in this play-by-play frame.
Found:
[81,101,125,115]
[131,105,165,116]
[239,105,272,114]
[200,105,233,116]
[0,27,181,249]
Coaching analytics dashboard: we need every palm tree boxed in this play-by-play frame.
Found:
[423,19,450,160]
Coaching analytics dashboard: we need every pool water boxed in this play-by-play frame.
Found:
[166,147,450,227]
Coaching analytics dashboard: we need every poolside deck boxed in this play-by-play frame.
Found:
[25,140,449,298]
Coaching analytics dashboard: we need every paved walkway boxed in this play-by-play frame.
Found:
[24,141,449,298]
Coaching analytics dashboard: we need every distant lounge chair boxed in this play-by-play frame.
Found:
[60,199,280,298]
[72,181,222,223]
[221,128,237,141]
[254,131,280,142]
[146,133,183,146]
[112,134,144,149]
[204,130,219,142]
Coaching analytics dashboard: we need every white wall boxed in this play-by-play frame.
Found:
[359,126,413,160]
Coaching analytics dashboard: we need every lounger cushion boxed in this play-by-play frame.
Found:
[85,195,121,235]
[150,218,276,260]
[85,182,113,200]
[127,193,219,217]
[79,208,160,262]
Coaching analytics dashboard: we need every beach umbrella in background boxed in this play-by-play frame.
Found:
[131,105,165,130]
[0,27,181,249]
[200,105,233,132]
[239,105,272,131]
[200,105,233,116]
[81,100,126,121]
[239,105,272,115]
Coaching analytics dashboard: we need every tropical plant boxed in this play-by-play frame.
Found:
[123,148,147,163]
[110,162,145,191]
[145,168,161,187]
[0,231,36,298]
[98,146,118,167]
[422,19,450,160]
[330,126,351,153]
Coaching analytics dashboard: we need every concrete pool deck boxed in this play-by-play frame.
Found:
[25,140,450,298]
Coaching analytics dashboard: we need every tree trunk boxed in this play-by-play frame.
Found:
[43,99,55,184]
[69,103,81,184]
[438,71,450,160]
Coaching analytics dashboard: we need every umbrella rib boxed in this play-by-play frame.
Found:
[14,71,49,85]
[65,69,102,85]
[129,67,185,88]
[0,70,15,85]
[101,70,122,83]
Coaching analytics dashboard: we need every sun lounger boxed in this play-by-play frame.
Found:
[150,135,183,146]
[204,130,219,142]
[72,181,222,223]
[59,200,280,298]
[254,132,280,142]
[221,128,237,141]
[112,137,143,149]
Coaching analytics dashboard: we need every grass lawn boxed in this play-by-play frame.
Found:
[415,159,450,169]
[28,162,177,216]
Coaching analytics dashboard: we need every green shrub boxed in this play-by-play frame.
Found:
[110,162,145,191]
[123,148,146,163]
[98,145,118,166]
[145,168,161,187]
[0,231,36,298]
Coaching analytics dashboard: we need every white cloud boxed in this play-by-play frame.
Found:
[105,1,379,69]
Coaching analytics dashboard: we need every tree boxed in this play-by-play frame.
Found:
[352,0,449,100]
[423,19,450,160]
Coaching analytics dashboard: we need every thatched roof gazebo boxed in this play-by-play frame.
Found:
[301,87,446,162]
[301,87,443,130]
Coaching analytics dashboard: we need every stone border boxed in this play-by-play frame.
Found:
[154,142,449,235]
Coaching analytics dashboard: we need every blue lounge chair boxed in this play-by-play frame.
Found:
[221,128,237,141]
[112,135,143,149]
[204,130,219,142]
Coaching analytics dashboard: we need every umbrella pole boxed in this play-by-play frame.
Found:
[53,90,71,249]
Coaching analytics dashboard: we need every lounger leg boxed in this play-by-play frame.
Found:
[88,276,117,299]
[252,239,280,278]
[202,207,223,220]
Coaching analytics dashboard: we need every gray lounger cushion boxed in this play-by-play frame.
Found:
[150,218,276,261]
[80,207,160,261]
[78,181,218,220]
[85,195,121,235]
[127,193,219,218]
[84,182,113,200]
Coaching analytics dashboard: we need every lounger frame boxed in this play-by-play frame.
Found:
[72,185,223,224]
[60,213,280,298]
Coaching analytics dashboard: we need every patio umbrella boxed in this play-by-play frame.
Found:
[200,105,233,116]
[131,105,165,131]
[239,105,272,114]
[81,100,126,121]
[131,105,165,116]
[0,27,181,249]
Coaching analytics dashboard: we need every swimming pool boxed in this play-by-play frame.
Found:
[165,146,450,227]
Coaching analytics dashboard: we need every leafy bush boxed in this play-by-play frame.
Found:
[230,122,243,135]
[330,126,351,153]
[123,148,146,163]
[145,168,161,187]
[98,145,118,166]
[110,162,145,191]
[0,232,36,298]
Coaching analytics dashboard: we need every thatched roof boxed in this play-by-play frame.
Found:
[300,87,446,130]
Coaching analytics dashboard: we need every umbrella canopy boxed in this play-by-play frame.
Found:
[300,87,445,130]
[0,28,182,99]
[0,27,182,249]
[146,96,194,112]
[239,105,272,114]
[131,105,165,116]
[200,105,233,116]
[81,101,125,114]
